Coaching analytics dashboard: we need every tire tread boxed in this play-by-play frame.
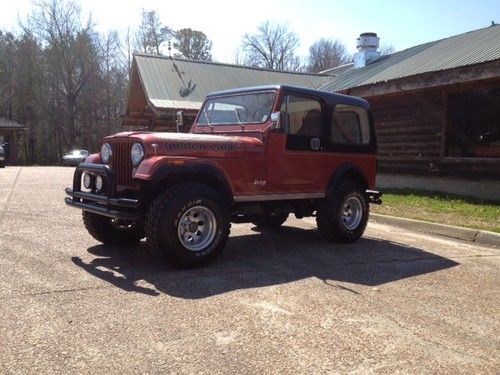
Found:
[82,211,144,246]
[145,183,230,267]
[316,179,369,243]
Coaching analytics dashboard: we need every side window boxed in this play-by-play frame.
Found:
[281,95,323,137]
[331,105,370,144]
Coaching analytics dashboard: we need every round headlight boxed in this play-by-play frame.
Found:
[95,175,104,192]
[83,173,93,189]
[101,143,112,163]
[131,143,145,166]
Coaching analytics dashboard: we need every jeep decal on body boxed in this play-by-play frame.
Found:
[164,142,243,153]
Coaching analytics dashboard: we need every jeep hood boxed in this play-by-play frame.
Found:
[107,131,263,158]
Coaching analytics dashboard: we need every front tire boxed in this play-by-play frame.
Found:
[146,183,230,267]
[82,211,144,246]
[316,180,369,243]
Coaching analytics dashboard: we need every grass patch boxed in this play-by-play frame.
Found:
[371,188,500,233]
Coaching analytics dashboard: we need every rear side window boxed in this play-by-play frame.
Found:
[331,105,370,144]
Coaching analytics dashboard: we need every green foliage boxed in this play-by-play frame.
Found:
[173,28,212,61]
[372,189,500,233]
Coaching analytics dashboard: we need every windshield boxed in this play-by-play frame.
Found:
[197,91,276,126]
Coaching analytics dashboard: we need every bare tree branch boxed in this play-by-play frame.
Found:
[306,38,350,73]
[134,9,170,55]
[241,21,302,71]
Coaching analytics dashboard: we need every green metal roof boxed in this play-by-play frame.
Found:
[321,25,500,92]
[133,54,330,111]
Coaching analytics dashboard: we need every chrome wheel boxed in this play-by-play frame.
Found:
[341,196,363,230]
[177,205,217,252]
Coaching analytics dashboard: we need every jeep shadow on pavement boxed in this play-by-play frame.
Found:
[71,224,458,299]
[66,85,383,268]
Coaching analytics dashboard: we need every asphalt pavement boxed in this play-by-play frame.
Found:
[0,167,499,374]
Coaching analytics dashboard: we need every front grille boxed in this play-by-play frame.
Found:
[110,140,134,188]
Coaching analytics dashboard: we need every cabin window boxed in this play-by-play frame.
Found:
[330,104,370,144]
[446,87,500,158]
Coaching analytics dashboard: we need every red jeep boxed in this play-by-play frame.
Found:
[65,85,381,266]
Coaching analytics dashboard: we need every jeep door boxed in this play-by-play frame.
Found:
[265,92,328,194]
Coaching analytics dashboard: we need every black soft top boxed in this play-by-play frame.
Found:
[207,84,369,109]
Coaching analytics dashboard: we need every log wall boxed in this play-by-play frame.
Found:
[369,82,500,180]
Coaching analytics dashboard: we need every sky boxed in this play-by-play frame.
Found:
[0,0,499,63]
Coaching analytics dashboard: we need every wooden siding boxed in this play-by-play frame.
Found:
[370,90,443,169]
[369,84,500,180]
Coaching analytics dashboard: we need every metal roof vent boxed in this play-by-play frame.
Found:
[354,32,381,68]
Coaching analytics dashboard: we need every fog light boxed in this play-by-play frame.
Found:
[95,175,104,192]
[83,173,92,189]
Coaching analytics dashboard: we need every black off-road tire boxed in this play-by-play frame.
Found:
[82,211,145,246]
[0,160,5,168]
[145,183,230,267]
[316,179,369,243]
[252,213,289,229]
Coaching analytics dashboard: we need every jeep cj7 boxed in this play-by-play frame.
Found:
[65,85,382,267]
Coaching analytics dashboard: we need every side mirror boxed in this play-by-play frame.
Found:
[270,111,281,130]
[175,111,184,132]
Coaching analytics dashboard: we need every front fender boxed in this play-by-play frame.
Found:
[133,156,235,196]
[133,156,192,180]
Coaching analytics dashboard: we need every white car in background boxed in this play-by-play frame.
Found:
[62,149,89,166]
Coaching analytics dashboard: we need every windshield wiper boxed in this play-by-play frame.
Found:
[234,108,244,131]
[203,109,214,130]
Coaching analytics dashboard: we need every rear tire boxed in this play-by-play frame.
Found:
[82,211,144,246]
[252,212,289,229]
[316,180,369,243]
[146,183,230,267]
[0,160,5,168]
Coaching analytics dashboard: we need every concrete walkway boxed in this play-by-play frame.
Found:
[370,213,500,249]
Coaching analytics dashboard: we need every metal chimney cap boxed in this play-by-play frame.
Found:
[354,32,381,68]
[356,33,380,49]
